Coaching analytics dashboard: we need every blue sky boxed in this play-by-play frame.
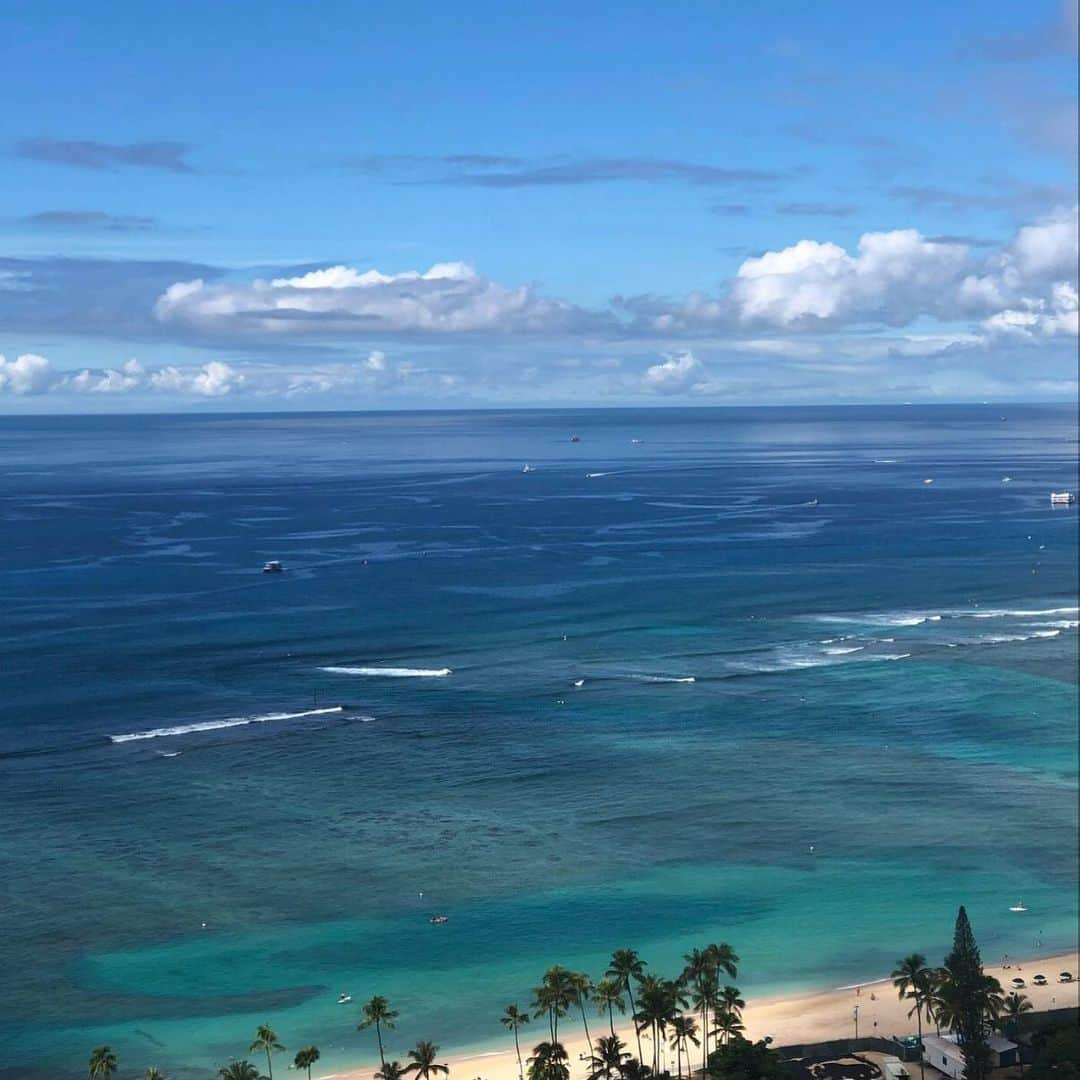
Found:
[0,0,1076,410]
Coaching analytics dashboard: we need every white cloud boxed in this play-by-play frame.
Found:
[155,262,594,335]
[731,230,969,327]
[984,280,1079,339]
[642,349,706,393]
[0,353,52,394]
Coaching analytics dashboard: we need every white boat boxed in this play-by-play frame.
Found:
[262,560,284,573]
[1050,491,1075,505]
[1009,901,1027,912]
[338,993,352,1004]
[522,464,535,474]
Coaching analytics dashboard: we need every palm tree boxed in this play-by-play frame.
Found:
[250,1024,285,1080]
[926,967,951,1036]
[712,1007,745,1048]
[294,1047,321,1080]
[218,1064,264,1080]
[1000,994,1033,1076]
[376,1062,407,1080]
[633,975,683,1074]
[89,1047,118,1080]
[690,968,720,1072]
[706,943,739,982]
[405,1040,449,1080]
[569,972,596,1058]
[607,949,648,1066]
[594,978,627,1038]
[527,1041,570,1080]
[144,1070,170,1080]
[533,966,576,1045]
[893,954,932,1080]
[669,1016,700,1079]
[360,995,400,1070]
[587,1035,631,1080]
[717,987,745,1046]
[502,1004,532,1080]
[681,949,714,1072]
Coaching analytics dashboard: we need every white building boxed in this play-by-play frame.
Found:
[921,1033,1017,1079]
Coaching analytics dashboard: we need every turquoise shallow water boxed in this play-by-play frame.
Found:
[0,406,1076,1078]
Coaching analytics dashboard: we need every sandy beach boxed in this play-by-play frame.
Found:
[327,951,1079,1080]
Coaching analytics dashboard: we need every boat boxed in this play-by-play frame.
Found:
[429,915,449,924]
[569,434,581,443]
[338,993,353,1004]
[522,464,535,473]
[262,560,284,573]
[1009,901,1027,912]
[631,438,642,444]
[923,478,934,485]
[1050,491,1075,505]
[804,498,819,507]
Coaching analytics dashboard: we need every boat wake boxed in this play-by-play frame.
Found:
[110,706,345,743]
[321,666,452,677]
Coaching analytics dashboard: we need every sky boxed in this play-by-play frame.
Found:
[0,0,1077,412]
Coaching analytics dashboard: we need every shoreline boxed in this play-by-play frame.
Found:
[324,950,1079,1080]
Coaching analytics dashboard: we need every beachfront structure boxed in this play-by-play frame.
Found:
[920,1034,1017,1079]
[881,1057,910,1080]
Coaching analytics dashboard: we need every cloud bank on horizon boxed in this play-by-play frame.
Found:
[0,0,1076,409]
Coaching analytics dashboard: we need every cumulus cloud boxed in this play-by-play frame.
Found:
[0,351,457,401]
[620,205,1078,339]
[154,261,598,336]
[0,353,52,394]
[642,350,706,393]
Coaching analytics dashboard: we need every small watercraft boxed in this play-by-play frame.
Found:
[338,993,353,1004]
[1009,901,1027,912]
[804,498,819,507]
[429,915,449,925]
[1050,491,1075,505]
[923,478,934,485]
[569,434,581,443]
[573,678,585,688]
[262,560,284,573]
[522,464,535,473]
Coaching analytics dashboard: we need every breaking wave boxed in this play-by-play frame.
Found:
[321,666,452,677]
[110,706,345,743]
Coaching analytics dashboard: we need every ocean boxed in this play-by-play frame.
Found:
[0,405,1076,1079]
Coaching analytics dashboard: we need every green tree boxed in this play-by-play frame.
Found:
[218,1064,265,1080]
[569,971,596,1058]
[359,995,400,1071]
[669,1015,700,1079]
[893,953,933,1080]
[682,949,716,1072]
[999,994,1034,1075]
[690,969,721,1072]
[706,944,739,982]
[707,1036,789,1080]
[502,1004,531,1080]
[943,906,994,1080]
[405,1040,449,1080]
[712,1007,745,1049]
[593,978,627,1038]
[607,949,648,1065]
[375,1061,408,1080]
[250,1024,285,1080]
[533,966,576,1045]
[144,1070,170,1080]
[587,1035,632,1080]
[1027,1025,1080,1080]
[294,1046,321,1080]
[717,987,745,1045]
[527,1041,570,1080]
[633,975,684,1074]
[89,1047,118,1080]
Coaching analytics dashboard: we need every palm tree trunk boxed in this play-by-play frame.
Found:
[580,1003,594,1058]
[627,986,643,1067]
[701,1005,708,1074]
[917,1007,925,1080]
[514,1029,523,1080]
[377,1021,386,1070]
[265,1047,274,1080]
[608,1002,616,1038]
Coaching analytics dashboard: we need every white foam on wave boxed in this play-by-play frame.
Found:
[1026,620,1078,629]
[970,606,1078,619]
[586,472,611,478]
[629,674,696,683]
[321,666,452,677]
[110,706,344,743]
[825,646,864,655]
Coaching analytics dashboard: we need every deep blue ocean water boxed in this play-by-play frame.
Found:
[0,405,1076,1079]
